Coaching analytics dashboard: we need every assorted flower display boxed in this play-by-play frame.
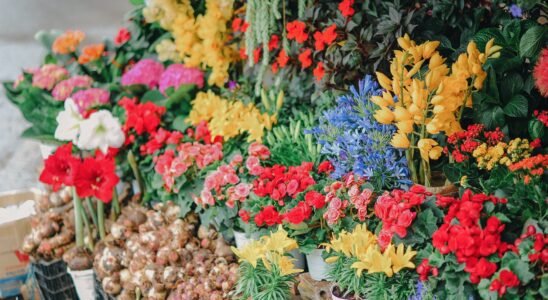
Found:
[3,0,547,299]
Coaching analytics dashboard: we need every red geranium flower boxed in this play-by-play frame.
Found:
[277,49,289,68]
[39,143,80,191]
[268,35,280,51]
[74,155,119,203]
[313,62,325,81]
[338,0,355,17]
[314,24,337,51]
[115,27,131,45]
[298,49,312,69]
[286,20,308,43]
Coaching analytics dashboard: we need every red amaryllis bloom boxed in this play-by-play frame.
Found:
[39,143,80,191]
[286,20,308,43]
[533,48,548,97]
[115,27,131,45]
[74,155,119,203]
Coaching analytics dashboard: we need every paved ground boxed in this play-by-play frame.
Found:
[0,0,131,192]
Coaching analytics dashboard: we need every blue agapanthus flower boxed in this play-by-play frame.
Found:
[509,4,522,18]
[310,75,411,191]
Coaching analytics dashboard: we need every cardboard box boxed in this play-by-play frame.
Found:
[0,189,41,298]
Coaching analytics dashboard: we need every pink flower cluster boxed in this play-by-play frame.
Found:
[121,59,164,88]
[323,174,374,225]
[31,64,69,90]
[71,88,110,113]
[159,64,204,95]
[374,186,431,249]
[52,75,93,100]
[154,142,223,192]
[196,143,270,208]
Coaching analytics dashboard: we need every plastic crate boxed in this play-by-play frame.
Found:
[93,272,115,300]
[31,260,79,300]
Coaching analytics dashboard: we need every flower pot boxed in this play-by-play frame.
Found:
[420,172,458,196]
[306,249,329,281]
[68,268,95,300]
[289,248,306,271]
[233,231,260,249]
[331,284,361,300]
[38,143,57,159]
[31,259,78,300]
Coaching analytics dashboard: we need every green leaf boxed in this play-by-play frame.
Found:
[473,28,506,50]
[528,119,545,140]
[480,106,505,130]
[503,95,528,117]
[540,274,548,298]
[508,259,534,284]
[500,73,523,101]
[494,212,511,223]
[519,26,547,58]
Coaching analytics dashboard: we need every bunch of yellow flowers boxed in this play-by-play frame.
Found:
[143,0,237,87]
[187,91,279,143]
[473,138,534,170]
[373,34,501,185]
[324,224,416,277]
[231,227,303,276]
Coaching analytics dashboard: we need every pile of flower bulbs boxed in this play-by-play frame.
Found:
[21,187,75,260]
[94,201,238,300]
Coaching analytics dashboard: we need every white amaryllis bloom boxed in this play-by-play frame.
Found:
[76,110,125,153]
[55,98,83,143]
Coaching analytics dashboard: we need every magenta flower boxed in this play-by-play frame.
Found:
[71,88,110,112]
[120,58,164,88]
[52,75,93,101]
[159,64,204,95]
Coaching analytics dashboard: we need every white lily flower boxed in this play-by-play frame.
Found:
[77,110,125,153]
[54,98,83,143]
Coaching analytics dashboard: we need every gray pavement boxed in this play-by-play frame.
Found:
[0,0,131,192]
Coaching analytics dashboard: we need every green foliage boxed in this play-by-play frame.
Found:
[264,110,323,166]
[327,256,366,298]
[235,260,295,300]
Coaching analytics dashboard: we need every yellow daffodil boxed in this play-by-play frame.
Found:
[388,244,416,273]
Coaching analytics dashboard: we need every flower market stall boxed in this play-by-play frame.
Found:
[2,0,547,299]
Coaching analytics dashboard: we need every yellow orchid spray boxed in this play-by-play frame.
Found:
[187,90,280,142]
[373,34,501,186]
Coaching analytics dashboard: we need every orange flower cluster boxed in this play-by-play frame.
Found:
[509,154,548,184]
[78,44,105,64]
[52,30,85,55]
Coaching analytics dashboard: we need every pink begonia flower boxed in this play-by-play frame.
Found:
[32,64,69,90]
[159,64,204,95]
[121,58,164,88]
[71,88,110,113]
[52,75,93,100]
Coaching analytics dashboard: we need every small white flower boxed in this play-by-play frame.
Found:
[55,98,83,143]
[77,110,125,153]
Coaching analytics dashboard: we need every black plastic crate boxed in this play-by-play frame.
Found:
[30,260,79,300]
[93,272,115,300]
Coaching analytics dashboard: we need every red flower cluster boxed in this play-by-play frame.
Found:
[374,185,430,248]
[533,48,548,97]
[231,18,249,33]
[299,49,312,69]
[432,190,510,284]
[139,128,183,155]
[515,225,548,265]
[313,24,337,51]
[120,97,166,136]
[338,0,355,17]
[322,174,375,226]
[446,124,504,163]
[115,27,131,45]
[286,20,308,43]
[39,143,119,203]
[313,62,325,81]
[317,161,334,174]
[252,162,316,204]
[534,110,548,127]
[416,259,439,281]
[254,205,282,226]
[489,270,520,297]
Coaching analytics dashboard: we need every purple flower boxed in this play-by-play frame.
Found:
[509,4,522,18]
[71,88,110,112]
[158,64,204,95]
[121,58,164,88]
[52,75,93,101]
[228,81,237,91]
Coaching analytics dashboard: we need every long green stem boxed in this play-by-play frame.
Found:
[79,207,94,251]
[128,150,145,201]
[72,188,84,248]
[85,198,98,229]
[112,189,120,216]
[97,200,106,240]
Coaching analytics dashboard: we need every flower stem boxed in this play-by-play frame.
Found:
[79,207,94,251]
[97,200,106,240]
[112,189,120,217]
[128,150,145,201]
[85,198,98,229]
[72,188,84,248]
